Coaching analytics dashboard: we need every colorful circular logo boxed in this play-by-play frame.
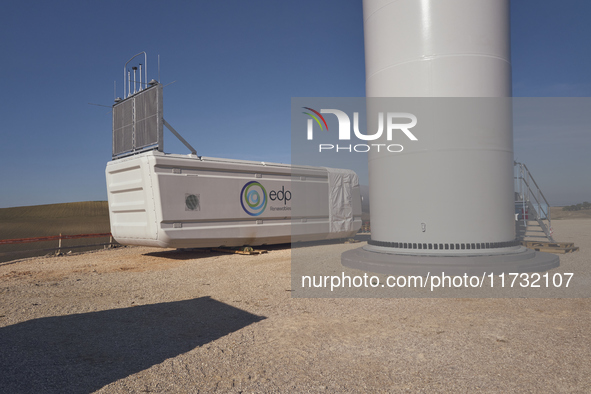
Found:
[240,181,267,216]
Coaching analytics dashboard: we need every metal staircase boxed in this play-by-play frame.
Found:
[514,162,555,242]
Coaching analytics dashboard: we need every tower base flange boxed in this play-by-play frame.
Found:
[342,246,559,276]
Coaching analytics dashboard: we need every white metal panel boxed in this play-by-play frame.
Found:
[363,0,511,97]
[105,155,159,246]
[106,151,362,248]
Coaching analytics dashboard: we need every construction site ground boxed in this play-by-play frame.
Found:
[1,218,589,393]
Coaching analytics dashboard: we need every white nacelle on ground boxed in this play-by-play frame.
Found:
[106,150,362,248]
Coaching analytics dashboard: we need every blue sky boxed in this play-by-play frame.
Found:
[1,0,589,208]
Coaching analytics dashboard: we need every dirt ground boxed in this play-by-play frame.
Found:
[1,219,590,393]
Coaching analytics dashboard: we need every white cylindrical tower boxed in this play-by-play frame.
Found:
[364,0,511,97]
[342,0,559,275]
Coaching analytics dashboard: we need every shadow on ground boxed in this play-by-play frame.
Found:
[143,237,365,261]
[0,297,265,393]
[144,243,293,260]
[144,248,225,260]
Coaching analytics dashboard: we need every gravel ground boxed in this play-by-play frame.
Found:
[1,219,590,393]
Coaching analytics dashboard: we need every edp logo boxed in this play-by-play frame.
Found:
[269,186,291,205]
[240,182,291,216]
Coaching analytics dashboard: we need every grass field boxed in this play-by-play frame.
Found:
[0,201,111,263]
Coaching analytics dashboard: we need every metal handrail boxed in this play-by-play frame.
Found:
[124,52,147,99]
[521,177,544,213]
[522,164,551,219]
[514,161,552,238]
